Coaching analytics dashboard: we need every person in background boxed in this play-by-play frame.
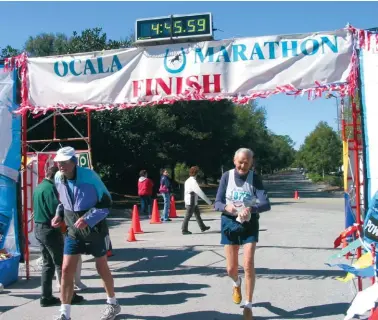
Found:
[33,166,83,307]
[51,146,120,320]
[182,166,212,235]
[215,148,271,320]
[159,168,172,222]
[33,166,63,307]
[138,170,154,218]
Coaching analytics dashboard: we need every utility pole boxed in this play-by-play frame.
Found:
[325,93,340,137]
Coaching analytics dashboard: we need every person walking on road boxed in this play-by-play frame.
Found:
[33,166,83,307]
[51,146,120,320]
[159,168,172,222]
[182,166,212,235]
[138,170,154,217]
[215,148,271,319]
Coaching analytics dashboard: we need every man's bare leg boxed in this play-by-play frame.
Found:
[95,255,121,320]
[243,242,256,302]
[95,255,115,298]
[224,244,242,304]
[242,243,256,319]
[59,254,80,319]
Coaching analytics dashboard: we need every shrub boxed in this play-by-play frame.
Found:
[323,175,343,187]
[308,173,323,183]
[174,163,189,183]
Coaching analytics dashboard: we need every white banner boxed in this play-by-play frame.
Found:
[360,44,378,206]
[0,67,19,181]
[27,29,353,109]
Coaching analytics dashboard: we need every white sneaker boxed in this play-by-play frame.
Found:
[74,282,88,291]
[100,303,121,320]
[55,315,71,320]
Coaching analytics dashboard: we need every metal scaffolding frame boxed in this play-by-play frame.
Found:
[21,110,92,279]
[347,95,365,291]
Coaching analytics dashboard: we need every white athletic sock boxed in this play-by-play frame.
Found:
[60,304,71,318]
[107,296,117,305]
[232,276,241,287]
[244,301,253,309]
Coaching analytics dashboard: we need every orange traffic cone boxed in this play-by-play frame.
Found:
[169,195,178,218]
[150,199,162,224]
[294,190,299,200]
[127,227,137,242]
[132,205,144,234]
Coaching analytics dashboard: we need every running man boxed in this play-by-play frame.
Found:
[215,148,271,319]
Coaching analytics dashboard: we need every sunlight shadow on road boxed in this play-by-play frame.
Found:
[114,310,246,319]
[253,301,349,319]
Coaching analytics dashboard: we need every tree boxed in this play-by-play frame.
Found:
[0,45,20,58]
[24,28,133,57]
[268,134,296,171]
[297,121,342,176]
[68,28,132,54]
[90,100,237,192]
[24,33,69,57]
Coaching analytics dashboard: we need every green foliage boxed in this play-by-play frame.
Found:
[0,45,20,58]
[24,33,69,57]
[24,28,133,57]
[174,163,189,183]
[307,173,323,183]
[68,28,132,54]
[308,172,342,187]
[296,121,342,176]
[323,175,342,187]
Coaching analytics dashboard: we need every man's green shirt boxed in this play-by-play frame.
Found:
[32,179,60,224]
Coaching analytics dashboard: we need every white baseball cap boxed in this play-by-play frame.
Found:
[54,146,76,162]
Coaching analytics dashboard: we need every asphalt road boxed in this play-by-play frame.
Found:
[0,171,357,320]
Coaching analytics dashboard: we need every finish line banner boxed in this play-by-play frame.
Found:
[26,29,353,110]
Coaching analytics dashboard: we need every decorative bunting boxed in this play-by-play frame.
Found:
[334,225,360,248]
[328,238,362,260]
[326,262,374,278]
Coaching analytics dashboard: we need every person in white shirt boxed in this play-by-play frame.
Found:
[182,166,212,235]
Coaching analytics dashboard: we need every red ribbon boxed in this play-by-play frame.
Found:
[333,225,360,248]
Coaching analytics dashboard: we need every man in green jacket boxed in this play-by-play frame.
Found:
[33,166,83,307]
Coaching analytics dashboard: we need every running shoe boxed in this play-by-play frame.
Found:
[100,302,121,320]
[232,276,242,304]
[54,315,70,320]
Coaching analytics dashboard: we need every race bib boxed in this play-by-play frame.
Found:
[231,189,254,213]
[231,189,252,202]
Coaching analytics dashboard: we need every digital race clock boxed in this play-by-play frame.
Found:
[135,12,213,44]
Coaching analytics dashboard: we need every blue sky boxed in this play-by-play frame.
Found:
[0,1,376,149]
